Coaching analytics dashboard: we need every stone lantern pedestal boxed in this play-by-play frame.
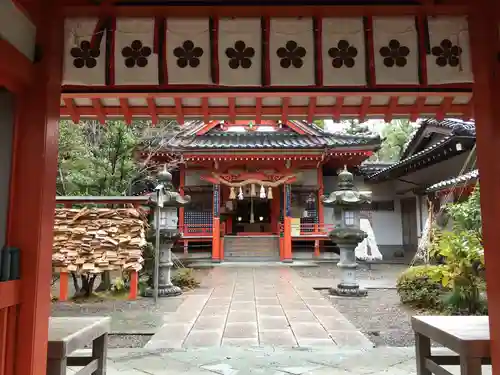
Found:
[321,166,371,298]
[144,165,190,299]
[329,229,368,297]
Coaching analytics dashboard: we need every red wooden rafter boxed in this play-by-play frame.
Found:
[91,98,106,124]
[61,95,473,123]
[147,97,159,125]
[63,98,80,123]
[119,98,132,124]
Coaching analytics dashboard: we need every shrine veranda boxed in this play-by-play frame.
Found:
[2,1,500,375]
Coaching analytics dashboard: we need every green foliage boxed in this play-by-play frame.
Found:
[343,119,371,135]
[396,265,447,310]
[172,268,200,290]
[375,119,416,162]
[57,119,180,197]
[446,183,482,234]
[110,277,127,294]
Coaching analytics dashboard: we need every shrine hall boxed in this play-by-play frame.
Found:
[1,0,500,374]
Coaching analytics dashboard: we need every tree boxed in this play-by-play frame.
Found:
[57,119,182,296]
[343,119,371,135]
[373,119,415,162]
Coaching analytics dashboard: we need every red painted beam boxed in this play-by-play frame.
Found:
[61,102,472,120]
[147,97,159,125]
[62,3,468,18]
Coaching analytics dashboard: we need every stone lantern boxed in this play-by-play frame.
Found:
[321,166,371,297]
[145,165,190,298]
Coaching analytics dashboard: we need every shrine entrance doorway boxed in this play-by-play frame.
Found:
[233,198,273,235]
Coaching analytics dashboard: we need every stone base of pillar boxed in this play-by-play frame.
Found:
[144,284,183,298]
[282,259,293,263]
[330,284,367,297]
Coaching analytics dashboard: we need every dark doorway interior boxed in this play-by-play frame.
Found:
[234,199,272,233]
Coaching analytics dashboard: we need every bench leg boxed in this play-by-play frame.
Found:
[460,356,482,375]
[415,332,431,375]
[92,333,108,375]
[47,358,67,375]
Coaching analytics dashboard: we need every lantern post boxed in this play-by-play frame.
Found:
[321,166,371,297]
[145,165,191,300]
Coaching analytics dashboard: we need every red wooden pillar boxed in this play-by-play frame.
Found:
[7,1,64,374]
[283,184,292,262]
[59,272,69,301]
[468,3,500,373]
[128,271,138,300]
[316,166,324,257]
[179,165,185,234]
[212,184,221,262]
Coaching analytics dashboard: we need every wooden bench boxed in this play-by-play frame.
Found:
[412,316,490,375]
[47,317,111,375]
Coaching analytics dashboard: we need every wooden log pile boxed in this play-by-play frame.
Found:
[52,207,148,274]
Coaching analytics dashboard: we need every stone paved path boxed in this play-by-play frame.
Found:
[68,346,493,375]
[146,267,373,349]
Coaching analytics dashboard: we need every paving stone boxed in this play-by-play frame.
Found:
[221,338,259,347]
[231,301,256,311]
[301,298,332,307]
[259,329,297,346]
[290,323,330,340]
[224,322,258,338]
[328,330,374,349]
[227,310,257,323]
[149,323,191,341]
[309,306,344,318]
[256,297,280,306]
[257,306,286,317]
[232,294,256,302]
[184,330,224,347]
[201,305,229,317]
[296,338,337,347]
[258,316,292,330]
[192,315,227,331]
[314,316,356,331]
[280,302,309,310]
[274,365,324,375]
[285,310,318,323]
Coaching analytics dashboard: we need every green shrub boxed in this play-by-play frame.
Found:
[396,265,447,310]
[172,268,200,290]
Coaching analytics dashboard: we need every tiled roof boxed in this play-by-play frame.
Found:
[168,131,381,150]
[358,161,394,176]
[400,119,475,159]
[425,169,479,193]
[367,134,476,181]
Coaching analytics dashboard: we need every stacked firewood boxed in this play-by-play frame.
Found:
[52,207,148,274]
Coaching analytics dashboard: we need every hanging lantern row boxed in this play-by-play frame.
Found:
[229,184,273,200]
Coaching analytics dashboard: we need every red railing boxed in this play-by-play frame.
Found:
[179,224,213,236]
[279,222,335,236]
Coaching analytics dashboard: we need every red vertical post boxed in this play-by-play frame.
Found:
[283,184,292,262]
[128,271,138,300]
[7,1,64,374]
[468,3,500,373]
[179,164,185,234]
[59,272,69,302]
[212,184,221,262]
[317,165,324,232]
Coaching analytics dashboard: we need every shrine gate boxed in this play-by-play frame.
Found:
[0,0,499,374]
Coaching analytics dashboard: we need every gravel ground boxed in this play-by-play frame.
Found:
[322,289,417,347]
[295,263,408,281]
[297,264,418,347]
[51,268,211,346]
